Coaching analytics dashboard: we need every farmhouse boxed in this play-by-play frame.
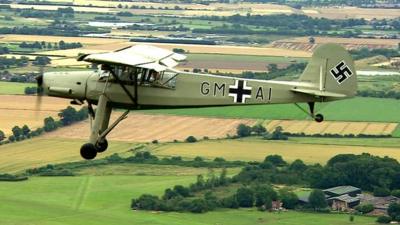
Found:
[329,194,361,211]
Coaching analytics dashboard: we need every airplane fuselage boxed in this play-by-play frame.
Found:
[44,70,331,109]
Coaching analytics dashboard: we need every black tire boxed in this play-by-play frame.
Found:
[315,114,324,123]
[95,139,108,153]
[80,143,97,160]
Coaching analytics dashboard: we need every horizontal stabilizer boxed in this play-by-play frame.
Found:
[292,88,347,98]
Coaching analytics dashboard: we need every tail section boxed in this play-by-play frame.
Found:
[297,43,357,100]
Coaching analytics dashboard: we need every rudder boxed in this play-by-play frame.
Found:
[299,43,357,99]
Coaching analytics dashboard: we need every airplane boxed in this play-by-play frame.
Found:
[35,43,357,160]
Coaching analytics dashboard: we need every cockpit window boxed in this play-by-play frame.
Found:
[98,64,177,88]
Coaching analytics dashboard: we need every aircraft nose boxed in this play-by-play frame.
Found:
[42,71,90,100]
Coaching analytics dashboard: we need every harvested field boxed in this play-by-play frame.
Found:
[154,139,400,164]
[272,37,399,51]
[44,113,257,142]
[0,95,75,135]
[304,6,400,20]
[267,120,399,136]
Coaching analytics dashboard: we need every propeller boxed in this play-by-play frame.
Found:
[35,67,45,118]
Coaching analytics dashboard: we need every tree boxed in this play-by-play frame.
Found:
[374,187,391,197]
[0,130,5,141]
[254,185,277,207]
[22,125,30,136]
[377,216,391,224]
[33,56,51,66]
[388,203,400,221]
[58,106,78,125]
[289,159,307,172]
[356,204,374,214]
[220,195,239,208]
[237,124,252,137]
[309,36,315,44]
[11,126,22,138]
[173,185,190,197]
[188,199,208,213]
[185,136,197,143]
[392,190,400,198]
[44,116,57,132]
[264,155,287,167]
[236,187,254,207]
[308,189,328,210]
[131,194,160,210]
[251,124,266,135]
[279,189,299,209]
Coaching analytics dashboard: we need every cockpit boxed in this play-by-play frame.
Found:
[98,64,178,89]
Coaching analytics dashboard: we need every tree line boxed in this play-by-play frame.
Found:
[0,106,88,145]
[19,41,82,50]
[131,153,400,215]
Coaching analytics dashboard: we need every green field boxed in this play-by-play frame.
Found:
[145,97,400,123]
[0,81,35,95]
[0,175,376,225]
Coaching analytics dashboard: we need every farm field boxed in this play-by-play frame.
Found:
[152,139,400,164]
[146,97,400,123]
[272,37,399,51]
[20,0,400,20]
[304,6,400,20]
[43,113,258,142]
[0,95,73,135]
[0,138,135,174]
[0,81,35,95]
[0,175,376,225]
[265,120,398,136]
[0,34,312,58]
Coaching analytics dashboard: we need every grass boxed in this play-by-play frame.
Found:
[151,139,400,164]
[76,164,242,176]
[0,81,35,95]
[145,97,400,123]
[288,137,400,148]
[0,138,136,174]
[0,175,376,225]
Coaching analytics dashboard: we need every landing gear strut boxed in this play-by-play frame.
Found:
[295,102,324,123]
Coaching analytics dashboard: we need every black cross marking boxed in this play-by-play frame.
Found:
[229,80,252,103]
[330,61,353,84]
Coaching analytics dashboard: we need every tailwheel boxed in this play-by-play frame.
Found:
[314,114,324,123]
[95,139,108,153]
[80,143,97,160]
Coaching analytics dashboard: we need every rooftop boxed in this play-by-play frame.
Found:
[329,194,360,203]
[323,186,361,196]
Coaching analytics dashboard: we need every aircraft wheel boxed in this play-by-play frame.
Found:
[314,114,324,123]
[80,143,97,160]
[95,139,108,153]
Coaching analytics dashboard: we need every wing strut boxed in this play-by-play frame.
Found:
[108,68,139,108]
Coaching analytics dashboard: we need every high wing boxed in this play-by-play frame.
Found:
[77,45,187,72]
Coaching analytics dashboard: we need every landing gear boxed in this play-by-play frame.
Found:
[95,139,108,153]
[308,102,324,123]
[314,114,324,123]
[294,102,324,123]
[80,143,97,160]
